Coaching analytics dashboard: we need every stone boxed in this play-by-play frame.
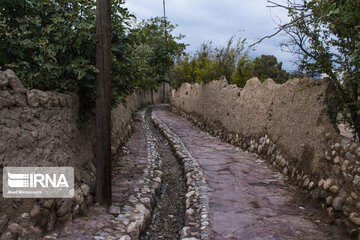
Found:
[74,187,84,204]
[43,199,54,209]
[279,159,287,168]
[334,156,340,164]
[181,226,191,238]
[139,197,151,208]
[355,147,360,155]
[350,212,360,226]
[329,185,339,194]
[341,139,350,147]
[154,176,161,183]
[320,190,329,200]
[0,231,16,240]
[332,165,341,175]
[4,69,25,93]
[353,175,360,186]
[326,196,333,205]
[341,160,350,172]
[327,207,334,218]
[21,213,30,218]
[308,181,315,190]
[88,162,96,174]
[43,235,58,240]
[80,184,90,197]
[30,204,41,217]
[318,179,325,188]
[248,144,255,152]
[72,204,81,217]
[311,189,321,201]
[109,205,121,215]
[56,199,73,217]
[135,203,151,222]
[323,178,332,190]
[332,197,343,211]
[186,208,195,216]
[8,223,23,236]
[333,143,341,151]
[30,226,42,236]
[303,178,310,188]
[346,152,355,161]
[186,190,195,199]
[115,215,130,225]
[119,236,131,240]
[351,192,359,200]
[127,222,139,239]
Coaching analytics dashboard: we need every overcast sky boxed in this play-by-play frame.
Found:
[124,0,296,71]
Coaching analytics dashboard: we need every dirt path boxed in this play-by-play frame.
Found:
[44,110,149,239]
[154,106,348,240]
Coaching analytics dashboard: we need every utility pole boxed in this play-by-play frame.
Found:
[162,0,167,103]
[96,0,112,205]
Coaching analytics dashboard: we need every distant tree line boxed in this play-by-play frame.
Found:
[169,37,293,89]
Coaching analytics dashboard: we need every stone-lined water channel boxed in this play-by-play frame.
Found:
[140,107,186,239]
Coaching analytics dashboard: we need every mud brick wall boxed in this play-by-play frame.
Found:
[0,69,169,238]
[170,77,360,232]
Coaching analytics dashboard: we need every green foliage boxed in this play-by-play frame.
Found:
[169,37,290,89]
[170,37,254,88]
[0,0,186,122]
[253,55,290,84]
[268,0,360,140]
[0,0,98,91]
[129,17,186,91]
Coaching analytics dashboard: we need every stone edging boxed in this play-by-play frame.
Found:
[151,110,211,240]
[99,107,164,240]
[171,106,360,238]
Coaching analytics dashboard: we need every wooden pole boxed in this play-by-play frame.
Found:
[96,0,112,205]
[163,0,167,103]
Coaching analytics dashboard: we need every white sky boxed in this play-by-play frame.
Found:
[124,0,296,71]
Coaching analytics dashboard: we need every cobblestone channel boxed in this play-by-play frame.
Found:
[140,107,186,239]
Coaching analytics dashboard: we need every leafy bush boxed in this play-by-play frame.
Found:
[0,0,186,122]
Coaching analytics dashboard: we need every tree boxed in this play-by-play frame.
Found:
[169,37,253,88]
[0,0,185,122]
[131,17,186,91]
[256,0,360,140]
[253,55,290,84]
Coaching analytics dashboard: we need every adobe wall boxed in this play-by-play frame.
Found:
[170,77,360,230]
[0,69,168,238]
